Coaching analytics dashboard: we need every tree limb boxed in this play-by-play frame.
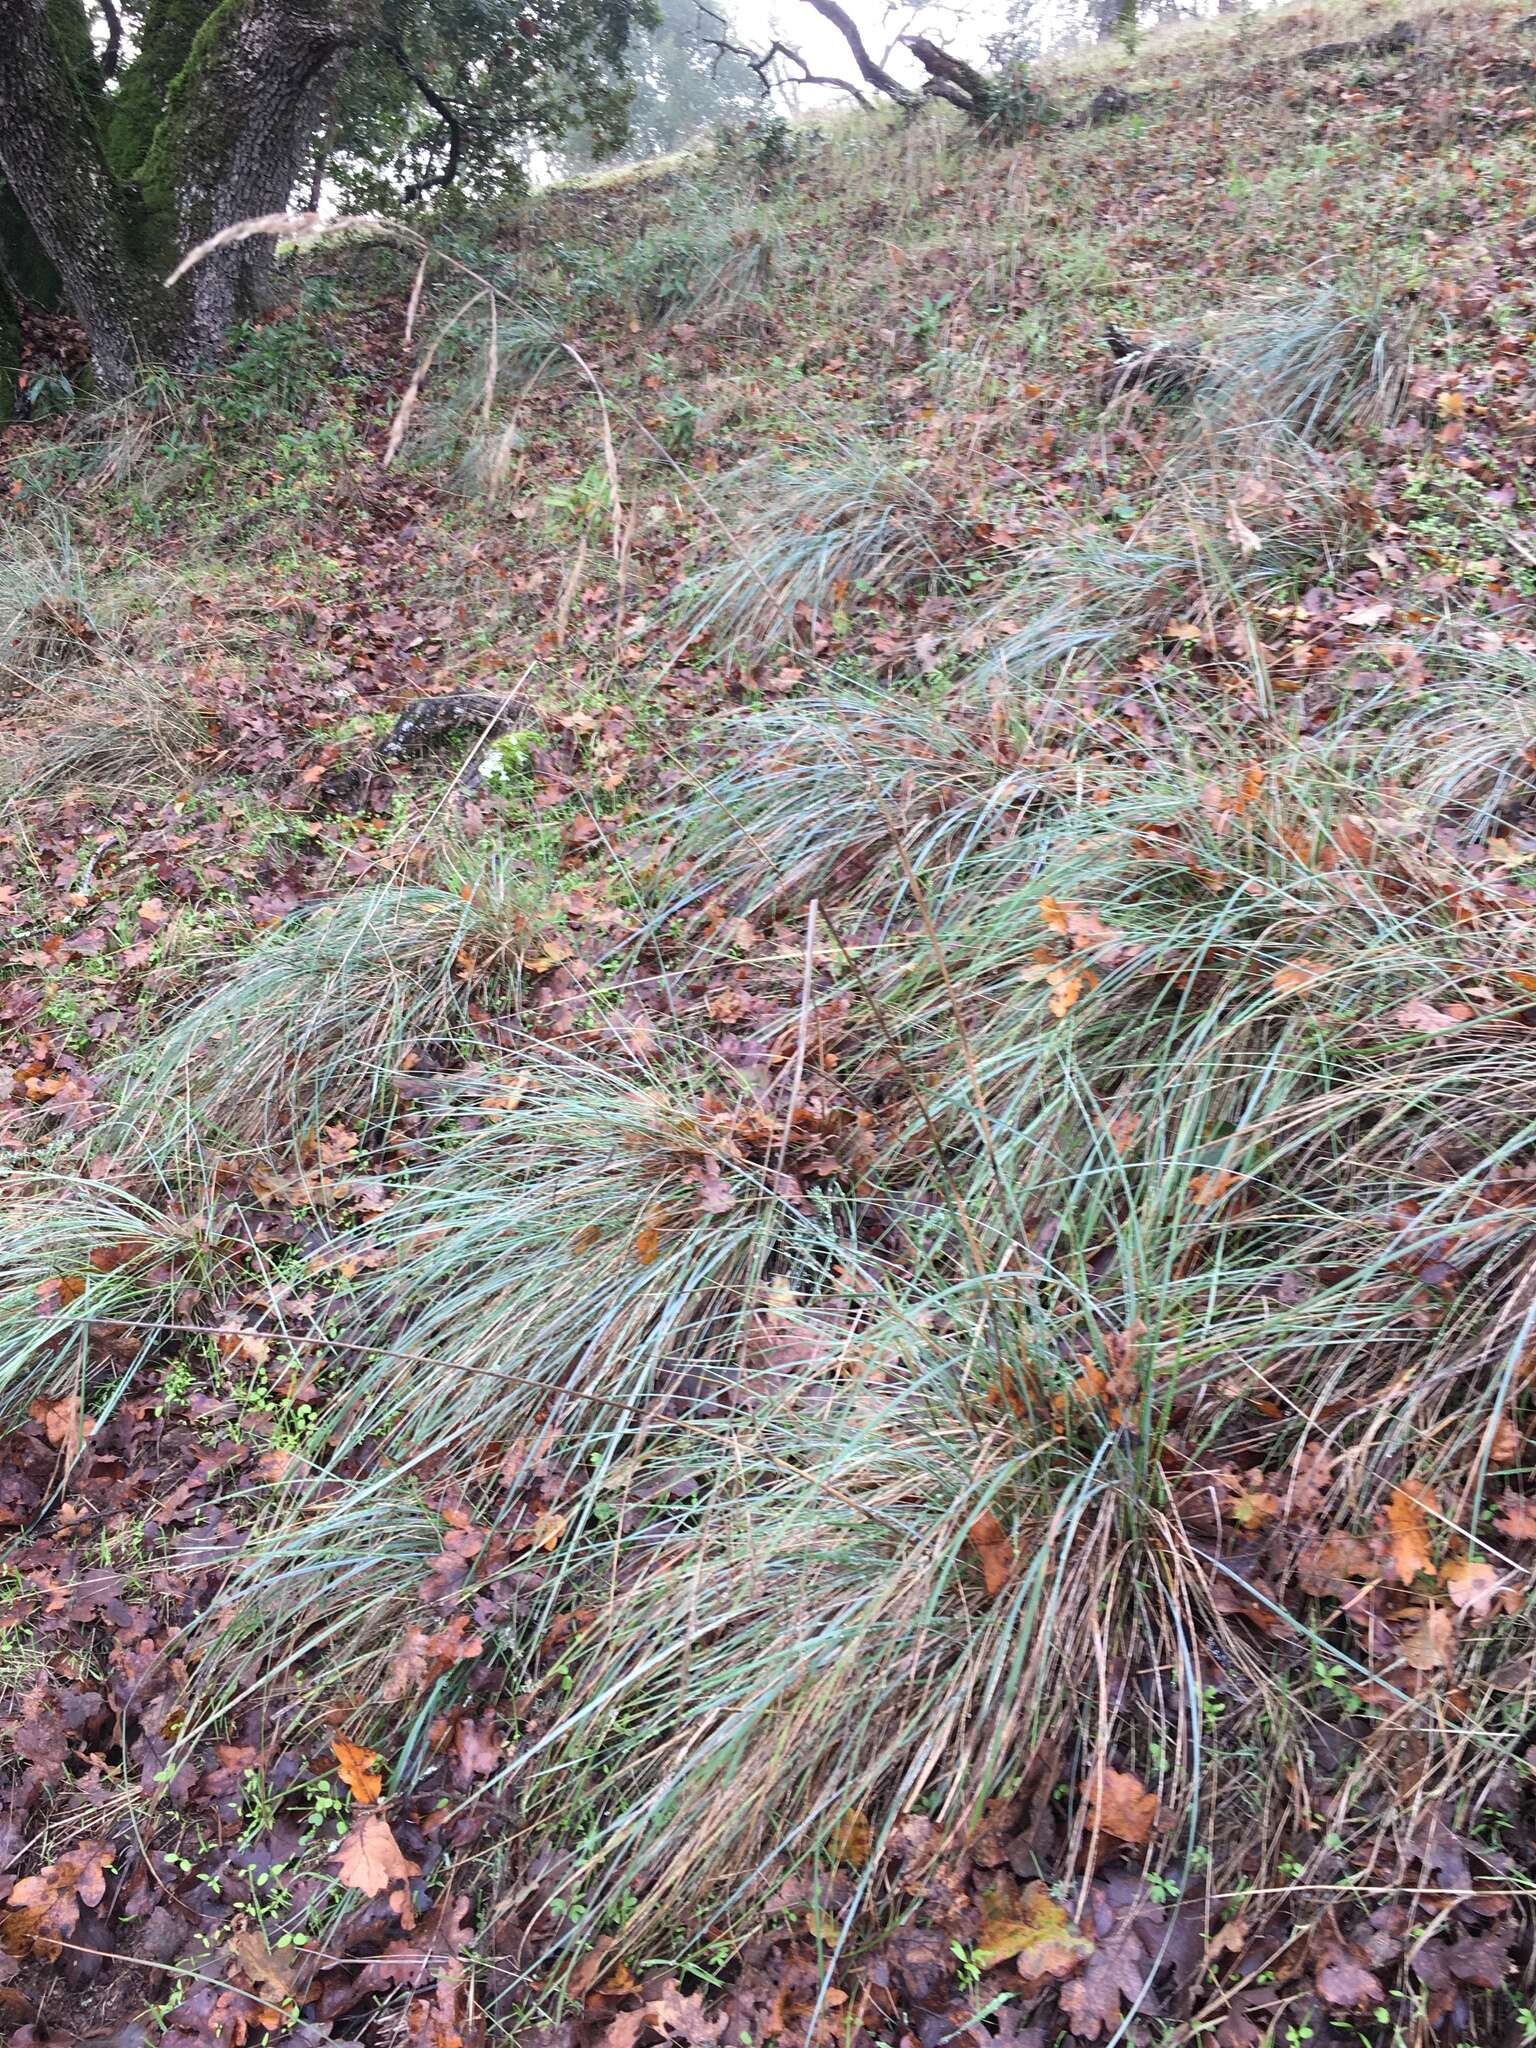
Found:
[97,0,123,78]
[798,0,918,105]
[694,5,873,108]
[905,34,990,111]
[381,36,465,196]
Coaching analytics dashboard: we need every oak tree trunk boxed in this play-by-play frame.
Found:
[0,0,355,392]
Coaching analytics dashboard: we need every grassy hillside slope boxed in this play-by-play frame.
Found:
[4,4,1536,2043]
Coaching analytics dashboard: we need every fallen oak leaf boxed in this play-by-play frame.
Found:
[1495,1496,1536,1541]
[1190,1167,1239,1207]
[1316,1946,1384,2010]
[640,1978,726,2043]
[1057,1916,1151,2041]
[1387,1482,1436,1585]
[975,1879,1093,1980]
[0,1840,113,1961]
[332,1813,420,1898]
[966,1509,1015,1598]
[1272,957,1328,995]
[1444,1556,1503,1620]
[1393,996,1475,1034]
[383,1615,483,1702]
[27,1392,95,1466]
[1396,1604,1455,1673]
[227,1922,301,2008]
[331,1735,383,1805]
[830,1807,872,1868]
[1082,1765,1159,1848]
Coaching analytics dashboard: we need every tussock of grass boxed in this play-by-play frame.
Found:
[104,850,545,1162]
[144,685,1536,1983]
[179,1048,819,1720]
[1379,641,1536,840]
[0,664,209,803]
[664,689,1063,928]
[677,435,950,668]
[978,284,1401,690]
[618,210,782,328]
[0,512,207,801]
[1201,281,1409,444]
[0,511,101,695]
[0,1184,215,1422]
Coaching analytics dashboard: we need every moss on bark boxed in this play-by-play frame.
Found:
[105,0,218,182]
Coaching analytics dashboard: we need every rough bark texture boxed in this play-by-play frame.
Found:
[906,36,991,114]
[0,0,358,389]
[141,0,355,353]
[0,183,62,417]
[0,0,177,390]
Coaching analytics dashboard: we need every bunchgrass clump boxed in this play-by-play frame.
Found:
[104,847,550,1163]
[0,1182,218,1424]
[177,1046,827,1728]
[1202,280,1409,444]
[677,434,951,667]
[0,509,206,801]
[0,510,102,696]
[617,209,782,328]
[1,663,209,803]
[975,282,1402,691]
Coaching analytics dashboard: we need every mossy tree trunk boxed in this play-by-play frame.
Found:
[0,0,357,393]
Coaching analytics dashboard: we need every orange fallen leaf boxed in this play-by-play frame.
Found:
[1081,1764,1159,1847]
[1272,958,1327,995]
[831,1807,871,1867]
[1495,1496,1536,1541]
[1047,967,1088,1018]
[1393,996,1475,1034]
[1190,1167,1239,1207]
[967,1509,1015,1598]
[530,1509,567,1552]
[1387,1482,1435,1585]
[332,1813,420,1898]
[1103,1107,1141,1154]
[331,1736,383,1805]
[228,1923,299,2007]
[0,1840,113,1961]
[27,1392,94,1466]
[1220,1469,1280,1530]
[977,1879,1093,1980]
[1397,1604,1455,1673]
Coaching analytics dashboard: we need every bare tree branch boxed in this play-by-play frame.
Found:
[694,4,873,108]
[381,36,465,196]
[905,34,990,114]
[798,0,918,105]
[98,0,124,79]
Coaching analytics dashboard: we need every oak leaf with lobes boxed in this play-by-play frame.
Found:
[1082,1765,1159,1847]
[0,1839,113,1960]
[332,1813,420,1897]
[976,1879,1093,1981]
[331,1735,382,1804]
[1386,1482,1435,1584]
[966,1509,1015,1598]
[1056,1915,1153,2041]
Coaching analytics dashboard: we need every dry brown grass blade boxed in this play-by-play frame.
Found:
[402,252,430,348]
[164,210,414,289]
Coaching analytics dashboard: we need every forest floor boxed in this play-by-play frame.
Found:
[4,3,1536,2044]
